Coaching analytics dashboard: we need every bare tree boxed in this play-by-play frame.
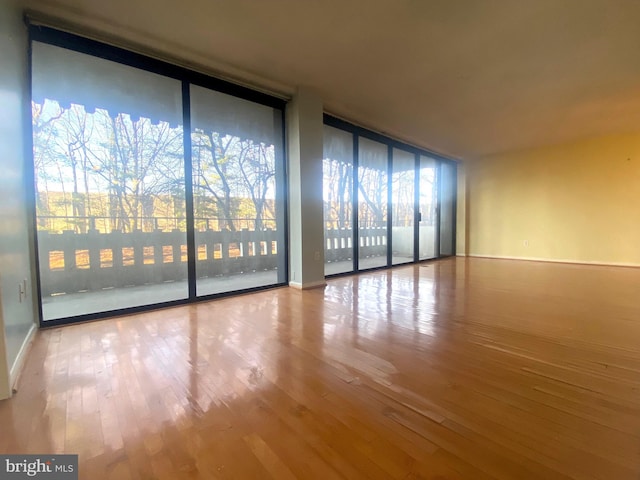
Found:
[358,166,387,228]
[323,158,352,230]
[192,130,241,231]
[237,141,276,231]
[33,99,277,237]
[32,101,73,229]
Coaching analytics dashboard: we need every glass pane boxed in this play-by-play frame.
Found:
[358,137,388,270]
[391,149,415,265]
[323,126,354,275]
[419,155,438,259]
[440,162,457,256]
[32,42,187,321]
[190,85,285,295]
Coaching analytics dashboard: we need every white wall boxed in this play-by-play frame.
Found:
[287,87,326,288]
[0,0,38,399]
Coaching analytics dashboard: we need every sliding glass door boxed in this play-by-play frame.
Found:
[32,42,188,320]
[323,126,354,275]
[322,118,457,276]
[391,149,415,265]
[31,28,287,324]
[419,155,438,260]
[358,138,388,270]
[190,86,286,295]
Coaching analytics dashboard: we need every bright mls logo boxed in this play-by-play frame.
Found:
[0,455,77,479]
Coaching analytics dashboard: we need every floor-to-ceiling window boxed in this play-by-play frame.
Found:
[358,137,388,270]
[31,27,287,324]
[322,116,457,276]
[323,126,354,275]
[419,155,438,260]
[190,86,286,295]
[391,148,415,265]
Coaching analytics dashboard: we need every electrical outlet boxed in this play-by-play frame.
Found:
[18,279,28,303]
[314,251,320,261]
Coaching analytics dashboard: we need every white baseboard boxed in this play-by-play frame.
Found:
[289,280,327,290]
[467,254,640,268]
[9,323,37,392]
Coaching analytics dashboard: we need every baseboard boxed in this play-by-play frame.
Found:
[467,254,640,268]
[289,280,327,290]
[9,323,37,393]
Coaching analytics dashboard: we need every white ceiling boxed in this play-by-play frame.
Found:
[23,0,640,160]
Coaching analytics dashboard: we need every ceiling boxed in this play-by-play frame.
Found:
[23,0,640,160]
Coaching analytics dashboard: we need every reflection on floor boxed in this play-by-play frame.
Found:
[3,257,640,479]
[325,255,416,275]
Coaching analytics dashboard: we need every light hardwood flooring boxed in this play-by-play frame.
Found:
[1,257,639,479]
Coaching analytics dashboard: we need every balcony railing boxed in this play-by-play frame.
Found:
[38,228,279,296]
[37,220,389,296]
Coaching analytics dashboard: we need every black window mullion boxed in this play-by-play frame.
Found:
[182,82,196,299]
[436,161,442,258]
[275,109,288,283]
[387,145,393,267]
[413,153,420,263]
[352,135,359,272]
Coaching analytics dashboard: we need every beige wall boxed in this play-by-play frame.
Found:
[467,131,640,265]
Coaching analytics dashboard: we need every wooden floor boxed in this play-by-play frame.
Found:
[1,257,639,479]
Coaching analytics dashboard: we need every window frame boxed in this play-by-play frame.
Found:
[322,114,457,278]
[28,25,289,327]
